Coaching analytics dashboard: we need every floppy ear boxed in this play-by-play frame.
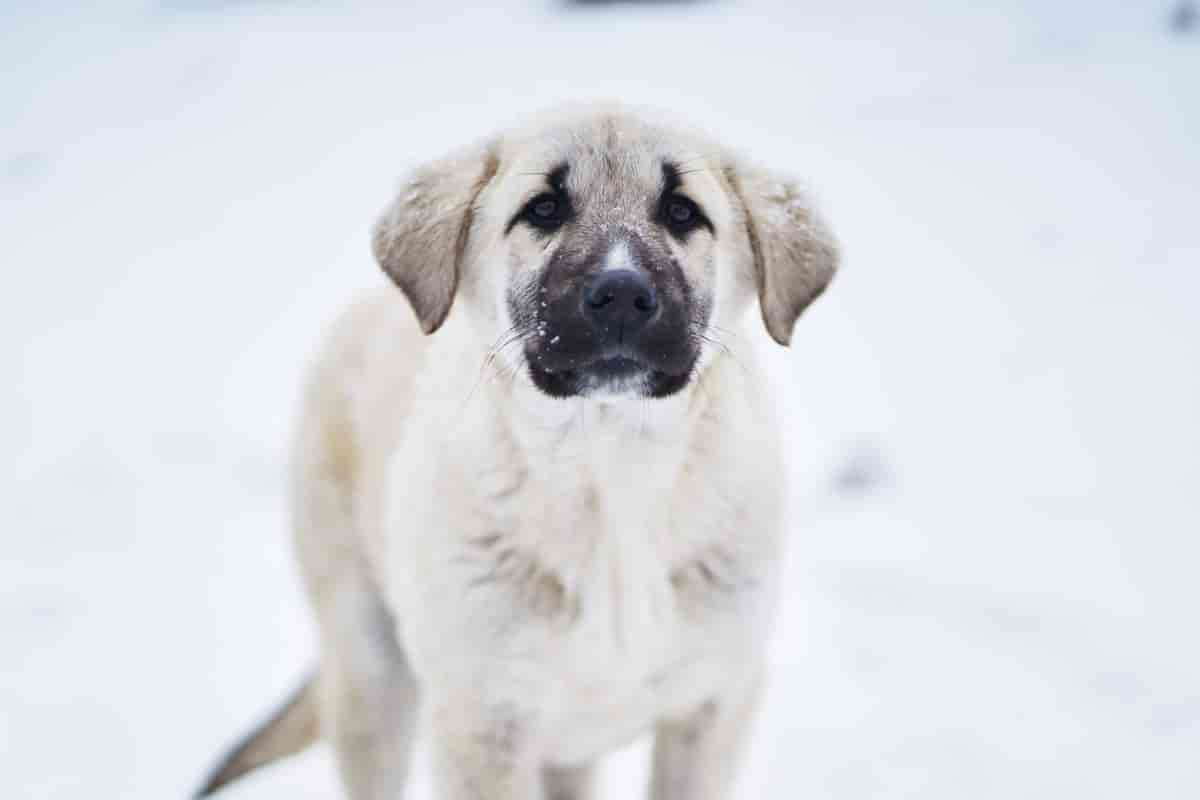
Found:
[372,143,499,334]
[726,165,839,346]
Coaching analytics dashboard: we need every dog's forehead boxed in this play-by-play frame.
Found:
[501,113,719,203]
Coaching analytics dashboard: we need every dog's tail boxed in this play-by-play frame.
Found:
[194,672,320,798]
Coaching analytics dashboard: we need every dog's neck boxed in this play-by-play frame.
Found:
[502,368,705,480]
[490,357,735,559]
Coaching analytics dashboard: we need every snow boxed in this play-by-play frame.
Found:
[2,1,1197,797]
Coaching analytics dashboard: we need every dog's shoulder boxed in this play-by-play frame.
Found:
[293,288,432,504]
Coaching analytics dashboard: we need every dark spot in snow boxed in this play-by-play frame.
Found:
[1170,2,1196,34]
[831,439,892,497]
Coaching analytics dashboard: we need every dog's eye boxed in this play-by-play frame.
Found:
[669,199,694,224]
[522,194,566,230]
[663,195,706,236]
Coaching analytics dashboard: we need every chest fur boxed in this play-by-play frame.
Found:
[458,435,771,748]
[383,387,780,759]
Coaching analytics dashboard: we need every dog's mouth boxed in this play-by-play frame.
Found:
[525,349,696,399]
[574,355,645,381]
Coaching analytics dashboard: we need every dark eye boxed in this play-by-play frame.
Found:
[669,198,694,224]
[522,193,566,230]
[663,194,706,236]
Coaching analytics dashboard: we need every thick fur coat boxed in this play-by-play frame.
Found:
[197,105,838,800]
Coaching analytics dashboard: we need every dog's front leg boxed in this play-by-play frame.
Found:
[429,699,542,800]
[543,763,595,800]
[648,671,763,800]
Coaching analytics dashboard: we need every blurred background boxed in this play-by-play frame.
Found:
[2,1,1198,797]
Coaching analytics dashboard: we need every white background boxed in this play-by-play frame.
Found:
[2,1,1198,797]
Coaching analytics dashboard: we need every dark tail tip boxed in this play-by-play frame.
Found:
[193,672,319,797]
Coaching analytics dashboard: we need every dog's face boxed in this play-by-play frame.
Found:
[373,108,837,400]
[491,122,729,399]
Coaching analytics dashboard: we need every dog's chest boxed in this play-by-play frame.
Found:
[536,549,734,764]
[503,463,753,763]
[541,622,732,765]
[394,401,779,763]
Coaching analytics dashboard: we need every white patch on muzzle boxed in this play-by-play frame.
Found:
[602,239,635,272]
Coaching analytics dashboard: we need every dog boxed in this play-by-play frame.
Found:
[196,105,838,800]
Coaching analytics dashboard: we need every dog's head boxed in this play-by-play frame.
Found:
[373,107,837,399]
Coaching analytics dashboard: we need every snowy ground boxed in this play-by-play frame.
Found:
[2,1,1198,797]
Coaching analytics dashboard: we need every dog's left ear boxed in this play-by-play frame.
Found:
[372,143,499,334]
[726,165,839,346]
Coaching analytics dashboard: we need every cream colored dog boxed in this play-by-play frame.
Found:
[196,105,837,800]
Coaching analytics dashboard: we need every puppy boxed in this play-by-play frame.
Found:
[196,105,837,800]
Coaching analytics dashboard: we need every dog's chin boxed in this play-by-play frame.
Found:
[526,353,695,399]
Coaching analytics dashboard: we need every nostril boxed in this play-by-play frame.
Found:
[633,293,656,314]
[587,288,616,310]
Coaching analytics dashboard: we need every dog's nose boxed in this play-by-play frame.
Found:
[582,270,658,336]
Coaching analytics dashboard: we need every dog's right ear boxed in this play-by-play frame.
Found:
[372,143,499,334]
